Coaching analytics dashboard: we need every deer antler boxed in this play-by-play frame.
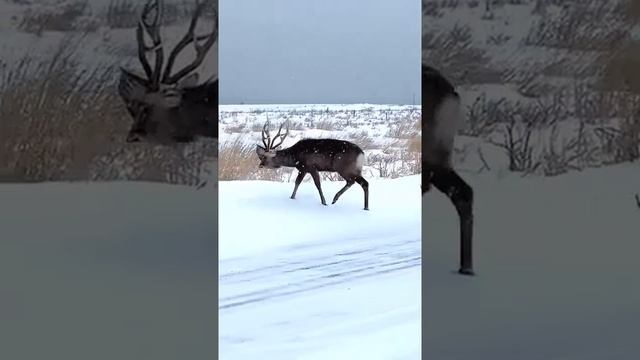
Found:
[260,119,290,150]
[136,0,164,90]
[269,121,290,149]
[162,1,218,84]
[261,119,272,149]
[134,0,217,89]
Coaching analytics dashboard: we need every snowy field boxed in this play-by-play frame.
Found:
[0,181,218,360]
[219,103,421,181]
[424,163,640,359]
[219,175,422,359]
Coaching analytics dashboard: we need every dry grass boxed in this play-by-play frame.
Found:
[218,136,290,181]
[0,35,123,181]
[0,35,215,185]
[218,137,256,181]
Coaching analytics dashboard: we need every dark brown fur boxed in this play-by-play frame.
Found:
[257,138,369,210]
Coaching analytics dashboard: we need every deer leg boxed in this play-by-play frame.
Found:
[354,176,369,210]
[309,169,327,206]
[290,171,306,199]
[332,178,355,204]
[429,166,474,275]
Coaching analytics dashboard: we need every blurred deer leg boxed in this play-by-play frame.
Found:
[332,178,355,204]
[309,169,327,205]
[291,171,306,199]
[429,165,474,275]
[355,176,369,210]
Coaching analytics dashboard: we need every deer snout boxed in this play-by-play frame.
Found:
[160,89,183,108]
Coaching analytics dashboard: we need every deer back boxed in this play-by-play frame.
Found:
[287,139,365,174]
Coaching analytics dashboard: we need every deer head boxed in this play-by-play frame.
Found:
[118,0,218,144]
[256,120,290,168]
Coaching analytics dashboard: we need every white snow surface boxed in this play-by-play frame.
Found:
[424,163,640,359]
[0,181,218,360]
[219,175,422,359]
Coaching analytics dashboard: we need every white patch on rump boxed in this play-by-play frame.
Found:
[356,153,365,170]
[424,95,461,166]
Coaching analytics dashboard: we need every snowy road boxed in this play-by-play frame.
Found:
[0,181,218,360]
[218,175,422,359]
[219,237,421,360]
[220,234,419,310]
[424,164,640,360]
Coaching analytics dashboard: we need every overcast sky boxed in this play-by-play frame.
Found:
[219,0,421,105]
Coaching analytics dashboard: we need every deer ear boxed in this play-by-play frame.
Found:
[256,145,266,155]
[178,72,199,88]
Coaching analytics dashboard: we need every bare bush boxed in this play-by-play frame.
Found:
[573,83,621,124]
[463,94,502,137]
[423,25,500,84]
[538,121,593,176]
[386,118,419,139]
[523,2,628,51]
[315,118,339,131]
[487,114,539,173]
[423,0,461,17]
[349,130,377,150]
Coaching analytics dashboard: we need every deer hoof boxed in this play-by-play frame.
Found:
[458,268,475,276]
[290,196,295,199]
[363,207,369,211]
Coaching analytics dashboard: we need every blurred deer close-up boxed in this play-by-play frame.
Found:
[256,120,370,210]
[118,0,218,145]
[423,65,474,276]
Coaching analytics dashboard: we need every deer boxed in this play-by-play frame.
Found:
[117,0,218,145]
[256,120,370,210]
[422,65,474,276]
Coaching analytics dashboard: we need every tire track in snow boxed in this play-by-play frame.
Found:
[219,236,420,309]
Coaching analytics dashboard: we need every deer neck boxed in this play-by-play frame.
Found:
[273,148,297,167]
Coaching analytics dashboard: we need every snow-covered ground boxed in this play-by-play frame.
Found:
[0,181,218,360]
[424,163,640,359]
[219,175,422,359]
[219,103,421,181]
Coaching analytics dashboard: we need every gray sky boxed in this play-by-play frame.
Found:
[219,0,421,105]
